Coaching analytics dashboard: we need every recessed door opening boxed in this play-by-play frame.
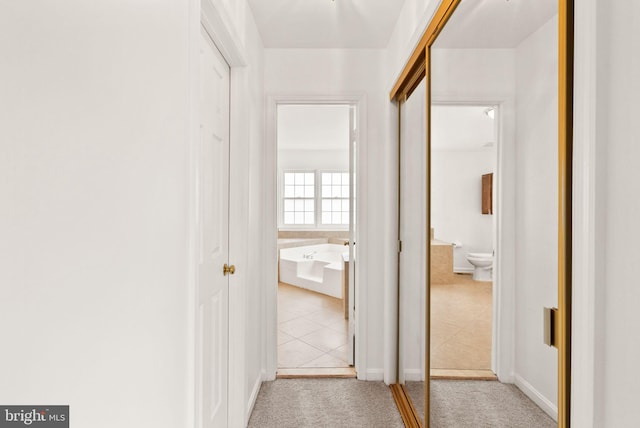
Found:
[275,104,357,377]
[196,27,231,426]
[392,0,571,425]
[429,104,497,380]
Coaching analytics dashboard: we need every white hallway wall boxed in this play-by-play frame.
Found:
[0,1,192,426]
[0,0,266,426]
[241,5,267,424]
[514,15,559,415]
[264,48,393,380]
[431,149,496,271]
[579,0,640,426]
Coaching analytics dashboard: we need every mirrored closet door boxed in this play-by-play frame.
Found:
[393,0,573,426]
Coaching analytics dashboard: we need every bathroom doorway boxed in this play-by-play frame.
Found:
[429,103,498,378]
[274,103,358,376]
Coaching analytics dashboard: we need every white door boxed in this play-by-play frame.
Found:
[347,105,357,366]
[399,80,427,382]
[197,28,230,428]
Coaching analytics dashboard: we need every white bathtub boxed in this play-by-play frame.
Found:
[279,244,349,298]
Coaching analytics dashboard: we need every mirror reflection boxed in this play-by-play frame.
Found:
[399,0,561,426]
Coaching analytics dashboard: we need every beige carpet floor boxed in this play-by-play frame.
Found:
[406,380,556,427]
[248,379,403,428]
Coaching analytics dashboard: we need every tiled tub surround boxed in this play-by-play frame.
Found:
[431,238,454,284]
[278,230,349,241]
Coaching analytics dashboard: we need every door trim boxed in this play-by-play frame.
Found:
[188,1,249,426]
[389,0,574,426]
[264,94,367,380]
[429,96,517,384]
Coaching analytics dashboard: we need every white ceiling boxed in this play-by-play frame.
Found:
[247,0,406,48]
[431,105,496,151]
[277,104,350,151]
[434,0,557,48]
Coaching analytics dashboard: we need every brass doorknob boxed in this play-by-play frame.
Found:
[223,264,236,276]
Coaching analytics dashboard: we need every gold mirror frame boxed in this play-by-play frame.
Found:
[389,1,574,427]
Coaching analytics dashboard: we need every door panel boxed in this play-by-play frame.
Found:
[348,105,357,366]
[198,28,230,428]
[398,80,427,383]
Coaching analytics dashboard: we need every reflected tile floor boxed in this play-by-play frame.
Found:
[278,283,350,370]
[431,273,493,372]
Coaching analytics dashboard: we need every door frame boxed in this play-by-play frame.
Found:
[196,25,232,428]
[389,0,574,427]
[428,97,516,383]
[422,99,514,383]
[187,1,249,426]
[264,94,368,379]
[396,96,515,388]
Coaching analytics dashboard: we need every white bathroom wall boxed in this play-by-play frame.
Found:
[0,1,191,427]
[279,149,349,171]
[431,149,496,271]
[264,48,392,380]
[513,15,559,416]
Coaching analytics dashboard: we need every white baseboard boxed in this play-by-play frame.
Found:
[454,267,474,274]
[403,369,424,381]
[246,373,262,423]
[365,368,384,381]
[514,374,558,421]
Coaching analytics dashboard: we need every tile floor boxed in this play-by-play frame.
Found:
[431,273,493,372]
[277,282,350,370]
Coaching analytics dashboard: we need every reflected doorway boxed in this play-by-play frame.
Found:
[392,0,571,425]
[429,104,497,379]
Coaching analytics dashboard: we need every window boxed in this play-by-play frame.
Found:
[283,172,315,225]
[281,170,350,227]
[321,172,350,225]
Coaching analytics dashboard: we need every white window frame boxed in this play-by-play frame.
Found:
[320,170,350,226]
[281,170,316,227]
[279,169,350,230]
